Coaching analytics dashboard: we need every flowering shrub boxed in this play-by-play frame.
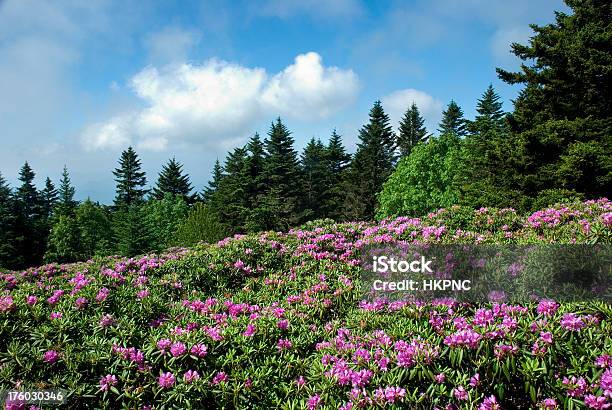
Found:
[0,200,610,408]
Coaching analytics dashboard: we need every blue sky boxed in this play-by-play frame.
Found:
[0,0,566,203]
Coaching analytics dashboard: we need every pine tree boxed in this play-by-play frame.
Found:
[301,138,331,221]
[438,100,467,137]
[211,147,250,232]
[0,173,16,268]
[152,157,194,202]
[344,101,396,221]
[56,166,77,217]
[495,0,612,204]
[202,159,223,203]
[398,102,428,157]
[113,147,148,207]
[40,177,58,221]
[325,130,351,221]
[13,162,44,267]
[260,118,302,231]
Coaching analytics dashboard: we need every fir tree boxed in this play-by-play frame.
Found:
[301,138,331,221]
[113,147,148,207]
[13,162,44,267]
[244,133,267,231]
[344,101,396,221]
[438,100,467,137]
[40,177,58,221]
[0,173,16,268]
[398,102,428,157]
[56,166,77,217]
[202,159,223,203]
[260,118,302,231]
[152,157,194,202]
[495,0,612,203]
[212,147,250,232]
[325,130,351,221]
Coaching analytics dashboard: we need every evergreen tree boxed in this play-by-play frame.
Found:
[113,147,148,207]
[152,157,194,202]
[495,0,612,204]
[0,173,16,268]
[56,166,77,217]
[40,177,58,221]
[13,162,44,267]
[301,138,331,221]
[344,101,396,221]
[325,130,351,221]
[113,204,152,257]
[244,133,268,231]
[438,100,468,137]
[202,159,223,203]
[213,147,250,232]
[260,118,302,231]
[397,102,428,157]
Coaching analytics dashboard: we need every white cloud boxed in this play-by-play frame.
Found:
[382,88,443,132]
[261,52,359,120]
[82,52,360,151]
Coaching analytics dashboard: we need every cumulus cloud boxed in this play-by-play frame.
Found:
[82,52,359,151]
[382,88,443,132]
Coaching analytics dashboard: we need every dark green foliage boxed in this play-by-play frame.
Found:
[202,159,223,203]
[244,133,268,232]
[0,173,16,268]
[377,134,462,218]
[214,147,250,232]
[175,203,229,246]
[56,166,77,217]
[40,177,58,221]
[260,118,303,231]
[152,158,194,203]
[12,162,45,268]
[112,204,152,257]
[495,0,612,203]
[300,138,331,221]
[438,100,468,137]
[113,147,148,207]
[397,102,428,158]
[323,130,351,221]
[75,199,113,258]
[344,101,396,221]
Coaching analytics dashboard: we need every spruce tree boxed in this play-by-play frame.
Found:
[301,138,331,221]
[56,166,77,217]
[13,162,44,267]
[495,0,612,204]
[260,118,302,230]
[211,148,250,232]
[0,173,16,268]
[41,177,58,221]
[398,102,429,158]
[113,147,148,207]
[202,159,223,203]
[325,130,351,221]
[438,100,468,137]
[244,134,268,231]
[344,101,396,221]
[152,157,194,202]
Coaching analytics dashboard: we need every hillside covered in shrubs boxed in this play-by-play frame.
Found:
[1,199,611,408]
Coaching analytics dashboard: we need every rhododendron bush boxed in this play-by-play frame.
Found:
[1,200,611,409]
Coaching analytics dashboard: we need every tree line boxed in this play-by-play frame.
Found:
[0,0,609,269]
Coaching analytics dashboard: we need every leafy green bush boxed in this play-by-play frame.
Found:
[175,203,229,246]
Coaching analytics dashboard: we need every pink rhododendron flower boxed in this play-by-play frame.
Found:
[190,343,208,358]
[158,372,175,389]
[99,374,118,391]
[43,350,59,363]
[170,342,186,357]
[184,370,200,384]
[212,371,228,385]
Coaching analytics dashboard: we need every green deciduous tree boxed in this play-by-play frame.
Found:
[175,203,228,246]
[44,215,82,263]
[377,134,462,218]
[144,194,189,252]
[75,199,113,258]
